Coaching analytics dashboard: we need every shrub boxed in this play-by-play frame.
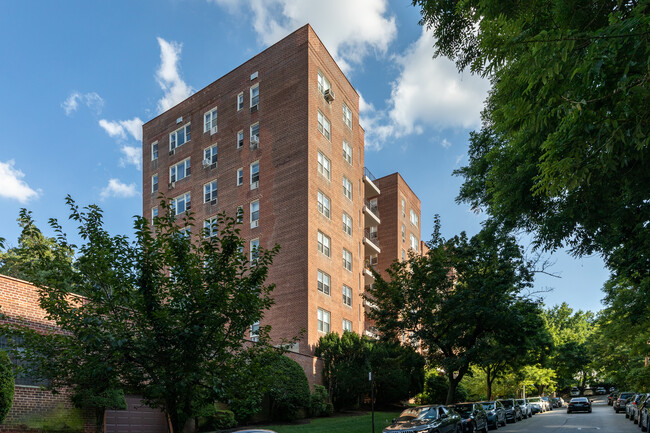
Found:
[0,350,13,424]
[195,404,236,432]
[309,385,333,417]
[266,353,310,421]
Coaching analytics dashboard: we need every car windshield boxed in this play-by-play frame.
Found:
[620,393,635,399]
[481,403,495,410]
[397,407,437,422]
[500,400,513,408]
[450,404,473,416]
[516,399,525,405]
[571,398,588,402]
[528,398,541,403]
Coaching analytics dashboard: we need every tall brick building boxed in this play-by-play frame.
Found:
[142,24,422,385]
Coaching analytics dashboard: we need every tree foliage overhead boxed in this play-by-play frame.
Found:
[414,0,650,296]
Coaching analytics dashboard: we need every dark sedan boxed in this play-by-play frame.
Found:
[481,401,507,429]
[449,402,489,433]
[615,392,636,413]
[567,397,592,413]
[498,399,523,423]
[382,405,461,433]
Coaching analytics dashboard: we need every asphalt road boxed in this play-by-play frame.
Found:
[494,397,640,432]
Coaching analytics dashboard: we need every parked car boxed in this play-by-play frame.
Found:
[550,397,561,408]
[528,397,544,414]
[382,405,461,433]
[570,387,581,397]
[480,401,507,429]
[630,394,650,424]
[541,396,553,411]
[596,387,607,395]
[448,402,489,433]
[567,397,592,413]
[584,388,595,396]
[608,392,618,406]
[516,398,532,418]
[498,399,523,423]
[639,396,650,432]
[615,392,636,413]
[557,397,565,407]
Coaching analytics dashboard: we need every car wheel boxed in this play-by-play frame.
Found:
[567,410,571,414]
[500,416,507,427]
[588,408,592,413]
[641,418,647,432]
[627,412,630,418]
[616,408,620,413]
[470,422,476,433]
[483,422,489,433]
[493,419,499,430]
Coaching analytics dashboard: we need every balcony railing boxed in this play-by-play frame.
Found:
[364,199,379,218]
[364,228,379,245]
[363,167,376,181]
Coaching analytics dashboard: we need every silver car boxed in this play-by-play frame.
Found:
[516,398,532,418]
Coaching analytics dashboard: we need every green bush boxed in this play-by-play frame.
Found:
[24,404,84,433]
[416,372,468,404]
[309,385,333,417]
[266,353,310,421]
[0,350,14,424]
[195,405,236,432]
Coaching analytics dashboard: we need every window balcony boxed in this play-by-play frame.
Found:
[363,199,380,226]
[364,228,381,255]
[363,167,380,197]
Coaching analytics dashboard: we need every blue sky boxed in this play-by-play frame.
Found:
[0,0,610,312]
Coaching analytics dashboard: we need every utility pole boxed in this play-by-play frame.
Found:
[370,371,375,433]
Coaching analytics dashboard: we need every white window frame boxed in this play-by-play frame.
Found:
[204,217,218,238]
[171,192,191,216]
[250,123,260,147]
[317,71,330,94]
[237,92,244,111]
[152,174,158,193]
[317,270,331,295]
[152,207,158,221]
[401,198,406,217]
[250,238,259,264]
[317,111,331,141]
[170,123,191,151]
[342,248,352,272]
[237,205,244,223]
[343,176,352,200]
[317,190,330,219]
[237,168,244,186]
[342,212,352,236]
[342,285,352,307]
[343,140,352,165]
[250,84,259,108]
[318,308,331,333]
[250,200,259,229]
[169,158,191,183]
[204,180,218,203]
[410,209,419,227]
[410,233,418,251]
[317,151,331,180]
[402,224,406,242]
[151,141,158,161]
[343,318,352,331]
[237,130,244,149]
[317,231,331,257]
[204,144,217,167]
[343,103,352,129]
[204,107,218,134]
[250,161,259,190]
[250,321,260,342]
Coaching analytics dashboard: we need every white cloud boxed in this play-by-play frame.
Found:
[100,178,138,200]
[98,117,143,141]
[441,138,451,149]
[211,0,396,73]
[0,160,40,203]
[120,146,142,170]
[61,92,104,116]
[362,28,490,150]
[156,37,193,113]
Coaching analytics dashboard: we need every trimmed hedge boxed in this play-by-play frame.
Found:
[266,354,310,421]
[0,350,14,424]
[309,385,333,417]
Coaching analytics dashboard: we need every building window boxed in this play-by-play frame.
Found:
[204,217,218,237]
[342,248,352,271]
[250,238,259,263]
[317,151,331,180]
[237,130,244,149]
[401,198,406,217]
[204,144,217,167]
[410,209,419,227]
[151,141,158,161]
[402,249,406,261]
[237,205,243,223]
[343,318,352,331]
[250,200,259,228]
[317,308,331,333]
[250,161,259,189]
[410,233,418,251]
[250,123,260,148]
[152,207,158,221]
[317,190,331,218]
[152,174,158,193]
[204,180,218,203]
[402,224,406,243]
[317,111,331,141]
[342,285,352,307]
[317,71,330,94]
[342,212,352,236]
[171,192,191,216]
[170,123,191,151]
[250,84,259,108]
[317,270,331,295]
[343,103,352,129]
[237,92,244,111]
[204,107,218,134]
[237,168,244,186]
[343,140,352,165]
[170,158,191,182]
[250,321,260,342]
[343,176,352,200]
[317,231,331,257]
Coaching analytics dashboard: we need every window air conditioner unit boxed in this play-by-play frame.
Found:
[210,199,217,205]
[250,181,259,190]
[251,220,259,229]
[202,158,211,168]
[168,182,176,190]
[169,149,175,156]
[210,126,218,135]
[250,104,258,113]
[250,137,259,150]
[324,89,335,102]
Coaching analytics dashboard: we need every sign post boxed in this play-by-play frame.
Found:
[370,371,375,433]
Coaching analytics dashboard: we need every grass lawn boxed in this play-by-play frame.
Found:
[260,411,401,433]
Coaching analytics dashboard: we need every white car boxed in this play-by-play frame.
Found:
[570,388,580,397]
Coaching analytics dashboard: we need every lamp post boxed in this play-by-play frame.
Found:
[370,371,375,433]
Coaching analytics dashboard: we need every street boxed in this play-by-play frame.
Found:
[499,397,640,432]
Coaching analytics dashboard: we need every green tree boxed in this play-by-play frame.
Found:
[0,350,13,424]
[519,364,557,396]
[366,218,534,404]
[1,198,279,433]
[413,0,650,300]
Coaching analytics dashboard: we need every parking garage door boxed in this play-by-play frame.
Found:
[105,395,168,433]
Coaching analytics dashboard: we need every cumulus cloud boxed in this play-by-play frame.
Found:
[120,145,142,170]
[100,178,138,200]
[362,28,490,150]
[211,0,396,73]
[61,92,104,116]
[441,138,452,149]
[156,37,193,113]
[0,160,40,203]
[98,117,143,141]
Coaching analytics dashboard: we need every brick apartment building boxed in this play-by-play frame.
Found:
[142,24,423,385]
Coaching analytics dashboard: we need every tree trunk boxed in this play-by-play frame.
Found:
[94,407,105,433]
[446,372,459,405]
[486,366,493,401]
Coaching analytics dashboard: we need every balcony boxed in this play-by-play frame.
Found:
[364,257,377,282]
[364,228,380,255]
[363,199,380,226]
[363,167,380,197]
